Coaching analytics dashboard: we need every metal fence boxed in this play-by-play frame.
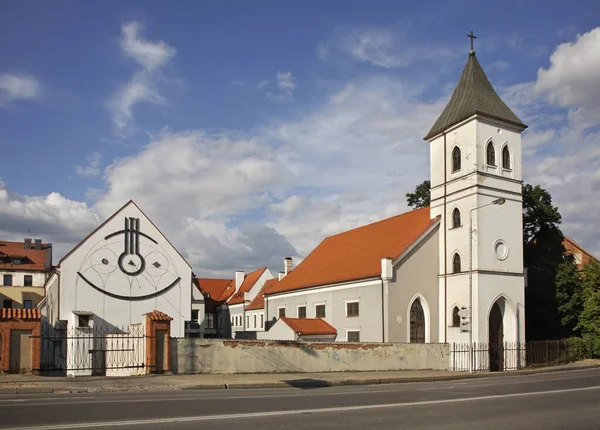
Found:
[39,324,146,376]
[450,340,575,372]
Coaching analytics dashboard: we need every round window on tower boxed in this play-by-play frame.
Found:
[494,240,509,261]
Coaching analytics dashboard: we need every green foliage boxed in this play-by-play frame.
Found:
[406,180,430,209]
[555,257,584,336]
[576,261,600,337]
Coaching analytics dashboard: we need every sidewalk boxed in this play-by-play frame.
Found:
[0,359,598,394]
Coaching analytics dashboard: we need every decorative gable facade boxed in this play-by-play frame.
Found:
[41,200,193,338]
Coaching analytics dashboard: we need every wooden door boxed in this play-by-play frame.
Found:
[9,330,32,373]
[155,330,166,373]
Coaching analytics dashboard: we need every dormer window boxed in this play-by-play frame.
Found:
[452,147,461,172]
[502,146,511,170]
[486,142,496,166]
[12,258,22,265]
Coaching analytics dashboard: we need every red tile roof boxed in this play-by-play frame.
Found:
[228,267,268,305]
[146,310,173,321]
[0,308,41,320]
[280,317,337,336]
[563,235,599,269]
[194,278,235,302]
[267,206,438,295]
[0,241,51,271]
[246,278,280,310]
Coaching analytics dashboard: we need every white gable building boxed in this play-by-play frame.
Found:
[42,201,193,338]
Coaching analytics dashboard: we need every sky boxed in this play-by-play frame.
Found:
[1,0,600,277]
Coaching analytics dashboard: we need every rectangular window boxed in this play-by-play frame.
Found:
[78,315,90,327]
[24,300,33,309]
[24,275,33,287]
[315,304,326,318]
[207,313,214,329]
[3,274,13,286]
[191,310,199,321]
[246,315,249,328]
[13,259,22,265]
[253,314,257,328]
[260,314,264,329]
[278,307,286,318]
[3,299,12,309]
[218,315,222,329]
[347,331,360,342]
[297,306,306,318]
[346,301,359,317]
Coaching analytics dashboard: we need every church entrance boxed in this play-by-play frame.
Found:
[488,301,504,371]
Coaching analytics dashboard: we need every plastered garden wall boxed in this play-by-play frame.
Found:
[171,339,449,374]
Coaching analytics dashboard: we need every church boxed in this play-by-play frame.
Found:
[254,46,526,370]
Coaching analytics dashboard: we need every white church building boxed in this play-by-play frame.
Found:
[261,49,527,371]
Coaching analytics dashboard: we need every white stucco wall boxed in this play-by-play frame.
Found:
[58,202,193,337]
[266,279,383,342]
[256,318,295,340]
[0,270,46,287]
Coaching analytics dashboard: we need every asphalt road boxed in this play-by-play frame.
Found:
[1,368,599,429]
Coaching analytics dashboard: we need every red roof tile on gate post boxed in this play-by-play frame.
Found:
[146,310,173,321]
[279,317,337,336]
[267,206,438,295]
[0,308,42,320]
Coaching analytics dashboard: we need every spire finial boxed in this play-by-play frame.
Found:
[467,31,477,55]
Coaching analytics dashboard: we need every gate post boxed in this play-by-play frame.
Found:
[0,309,41,374]
[144,310,173,374]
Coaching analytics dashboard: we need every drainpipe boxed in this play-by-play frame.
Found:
[380,276,385,343]
[443,131,448,343]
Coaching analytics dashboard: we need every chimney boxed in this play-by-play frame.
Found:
[44,244,53,271]
[278,271,285,281]
[235,270,245,292]
[24,238,32,250]
[381,257,393,281]
[284,257,293,276]
[34,239,42,251]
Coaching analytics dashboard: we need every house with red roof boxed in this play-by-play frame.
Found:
[193,277,235,338]
[563,235,599,271]
[259,316,337,342]
[1,239,53,310]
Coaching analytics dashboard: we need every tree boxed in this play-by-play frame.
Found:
[555,256,584,337]
[406,180,430,209]
[575,261,600,357]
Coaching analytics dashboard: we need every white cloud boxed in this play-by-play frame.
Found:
[266,71,295,101]
[0,73,40,106]
[535,27,600,116]
[75,152,102,177]
[120,22,176,71]
[108,22,176,136]
[318,26,458,69]
[255,80,270,89]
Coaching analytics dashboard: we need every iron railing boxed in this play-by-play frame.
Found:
[450,339,575,372]
[38,324,146,375]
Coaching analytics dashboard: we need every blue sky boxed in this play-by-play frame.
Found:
[1,1,600,274]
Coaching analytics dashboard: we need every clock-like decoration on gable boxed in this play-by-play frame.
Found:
[77,217,181,301]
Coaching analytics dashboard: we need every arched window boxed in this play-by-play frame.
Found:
[502,146,511,169]
[452,208,461,228]
[453,253,461,273]
[487,142,496,166]
[452,146,461,172]
[410,299,426,343]
[452,307,461,327]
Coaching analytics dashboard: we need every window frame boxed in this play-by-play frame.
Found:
[24,275,33,287]
[452,146,461,173]
[297,305,307,318]
[451,207,461,229]
[345,300,359,318]
[278,307,286,318]
[315,303,326,318]
[452,306,461,327]
[191,309,199,322]
[260,313,264,329]
[346,330,360,343]
[24,300,33,310]
[502,145,511,170]
[3,274,13,286]
[453,253,462,273]
[486,141,496,167]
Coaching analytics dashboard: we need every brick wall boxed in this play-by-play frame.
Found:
[0,320,41,374]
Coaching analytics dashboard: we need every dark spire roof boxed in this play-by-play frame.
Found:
[424,52,527,141]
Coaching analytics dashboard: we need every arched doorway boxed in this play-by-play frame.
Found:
[410,299,425,343]
[489,301,504,371]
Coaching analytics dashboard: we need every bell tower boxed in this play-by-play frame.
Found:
[424,39,527,352]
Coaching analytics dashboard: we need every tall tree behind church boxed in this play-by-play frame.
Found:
[407,181,566,340]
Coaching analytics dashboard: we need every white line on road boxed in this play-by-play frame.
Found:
[4,384,600,430]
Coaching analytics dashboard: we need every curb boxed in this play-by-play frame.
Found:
[1,363,597,394]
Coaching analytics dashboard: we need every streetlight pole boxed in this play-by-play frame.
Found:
[468,197,505,372]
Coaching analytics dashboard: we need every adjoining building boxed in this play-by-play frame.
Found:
[0,239,53,310]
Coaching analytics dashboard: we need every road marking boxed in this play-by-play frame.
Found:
[4,385,600,430]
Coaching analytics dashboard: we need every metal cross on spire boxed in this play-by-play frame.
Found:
[467,31,477,52]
